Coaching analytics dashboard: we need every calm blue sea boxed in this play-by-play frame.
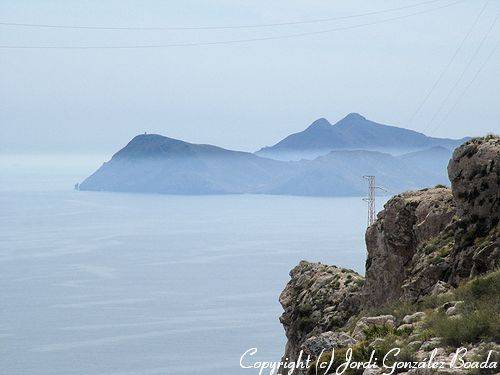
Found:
[0,154,385,375]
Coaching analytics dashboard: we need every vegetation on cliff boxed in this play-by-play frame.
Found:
[308,270,499,374]
[279,135,499,374]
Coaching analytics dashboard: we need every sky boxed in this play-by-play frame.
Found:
[1,0,499,154]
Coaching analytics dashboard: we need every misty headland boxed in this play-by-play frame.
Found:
[79,113,468,196]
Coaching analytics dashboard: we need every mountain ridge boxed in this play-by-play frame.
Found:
[256,113,469,161]
[79,130,458,196]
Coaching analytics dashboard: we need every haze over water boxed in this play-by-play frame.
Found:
[0,154,385,374]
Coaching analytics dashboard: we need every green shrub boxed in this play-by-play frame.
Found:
[430,255,445,265]
[424,270,500,346]
[307,333,419,374]
[482,133,498,141]
[426,307,498,346]
[418,229,454,256]
[307,342,372,375]
[371,335,417,372]
[353,278,364,287]
[420,292,453,309]
[297,316,316,332]
[468,344,500,375]
[456,270,500,303]
[363,324,393,340]
[358,270,500,348]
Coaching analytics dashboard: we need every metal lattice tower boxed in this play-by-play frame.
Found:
[363,176,376,227]
[362,176,386,227]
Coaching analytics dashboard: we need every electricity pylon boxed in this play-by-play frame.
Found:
[362,176,387,227]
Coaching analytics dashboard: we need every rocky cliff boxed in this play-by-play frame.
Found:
[279,262,363,364]
[278,135,499,374]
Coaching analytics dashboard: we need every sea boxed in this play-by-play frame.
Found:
[0,154,386,375]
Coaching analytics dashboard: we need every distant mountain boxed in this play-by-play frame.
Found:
[256,113,469,161]
[79,134,290,194]
[79,133,463,197]
[398,146,452,185]
[268,149,443,196]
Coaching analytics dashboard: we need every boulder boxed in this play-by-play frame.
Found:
[363,367,385,375]
[445,301,464,316]
[420,337,442,351]
[301,331,356,356]
[397,323,415,333]
[429,280,452,296]
[403,311,426,324]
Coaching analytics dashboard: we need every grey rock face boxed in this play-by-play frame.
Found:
[429,280,452,296]
[301,331,356,356]
[447,136,500,283]
[363,187,456,306]
[362,136,499,306]
[448,136,499,232]
[279,261,363,366]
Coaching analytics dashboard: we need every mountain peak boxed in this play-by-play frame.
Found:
[306,118,331,130]
[113,133,191,160]
[341,113,366,123]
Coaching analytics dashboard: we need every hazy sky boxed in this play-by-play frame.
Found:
[1,0,499,154]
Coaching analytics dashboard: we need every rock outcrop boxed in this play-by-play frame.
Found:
[278,135,500,373]
[363,187,456,306]
[279,261,363,368]
[447,135,499,283]
[364,135,499,306]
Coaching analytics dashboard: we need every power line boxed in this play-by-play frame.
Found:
[408,0,489,125]
[423,12,499,134]
[431,37,500,134]
[0,0,466,50]
[0,0,449,31]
